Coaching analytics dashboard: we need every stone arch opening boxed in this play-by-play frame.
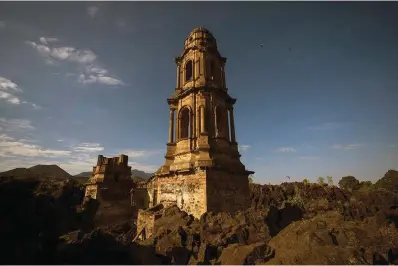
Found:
[209,60,215,80]
[185,60,193,82]
[179,107,191,139]
[215,105,227,137]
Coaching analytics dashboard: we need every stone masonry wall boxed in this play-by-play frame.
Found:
[206,169,250,214]
[92,178,134,226]
[149,169,207,219]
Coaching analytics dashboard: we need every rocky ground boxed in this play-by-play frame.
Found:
[0,170,397,264]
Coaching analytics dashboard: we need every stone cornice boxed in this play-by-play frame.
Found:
[179,46,226,63]
[170,86,235,103]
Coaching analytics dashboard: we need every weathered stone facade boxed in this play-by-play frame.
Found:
[83,154,134,225]
[135,27,254,220]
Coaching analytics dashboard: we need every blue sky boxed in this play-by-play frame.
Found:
[0,2,397,183]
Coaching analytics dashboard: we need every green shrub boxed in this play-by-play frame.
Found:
[285,184,305,208]
[338,176,360,190]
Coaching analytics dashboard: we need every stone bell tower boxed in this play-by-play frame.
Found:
[148,27,254,218]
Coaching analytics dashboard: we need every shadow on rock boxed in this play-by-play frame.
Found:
[265,204,303,237]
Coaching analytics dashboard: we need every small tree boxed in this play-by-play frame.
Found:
[248,174,254,184]
[338,176,360,190]
[303,178,310,186]
[317,176,325,185]
[326,176,333,186]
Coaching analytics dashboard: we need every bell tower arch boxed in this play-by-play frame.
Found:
[150,27,254,218]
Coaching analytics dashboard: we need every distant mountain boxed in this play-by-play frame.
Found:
[131,169,153,180]
[0,165,71,180]
[0,167,32,178]
[73,172,92,178]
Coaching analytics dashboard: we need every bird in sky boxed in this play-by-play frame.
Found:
[286,176,291,180]
[260,43,264,48]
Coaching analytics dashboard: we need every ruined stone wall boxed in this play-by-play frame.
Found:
[92,178,134,226]
[136,209,156,240]
[206,169,250,214]
[149,170,207,219]
[132,188,150,210]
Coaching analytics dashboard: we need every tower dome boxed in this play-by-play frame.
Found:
[190,26,212,34]
[184,26,217,49]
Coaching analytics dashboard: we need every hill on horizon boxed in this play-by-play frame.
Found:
[0,164,72,179]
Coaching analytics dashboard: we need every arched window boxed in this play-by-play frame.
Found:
[216,105,226,137]
[209,60,215,80]
[179,107,190,139]
[185,60,193,82]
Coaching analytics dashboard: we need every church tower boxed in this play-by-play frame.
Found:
[148,27,254,218]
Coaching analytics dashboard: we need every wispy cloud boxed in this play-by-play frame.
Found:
[0,134,71,158]
[275,147,296,153]
[239,144,251,152]
[87,6,100,19]
[25,37,124,86]
[0,118,35,132]
[39,37,58,45]
[0,77,41,108]
[332,143,364,150]
[72,142,104,152]
[388,144,396,148]
[120,149,163,159]
[308,122,347,131]
[0,116,160,174]
[0,21,5,29]
[298,156,319,160]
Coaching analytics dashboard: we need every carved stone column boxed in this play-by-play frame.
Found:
[221,65,226,88]
[168,109,175,143]
[176,65,181,88]
[200,106,205,133]
[229,108,236,143]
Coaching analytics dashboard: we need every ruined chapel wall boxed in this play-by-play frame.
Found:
[153,170,207,219]
[206,169,250,214]
[92,178,134,226]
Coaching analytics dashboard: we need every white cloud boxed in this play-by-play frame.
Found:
[39,37,58,45]
[87,6,99,19]
[0,77,41,108]
[0,118,35,131]
[332,144,363,150]
[0,133,71,158]
[0,91,21,105]
[239,145,251,152]
[26,38,124,86]
[275,147,296,153]
[0,118,159,174]
[73,142,104,152]
[121,149,163,159]
[0,77,23,92]
[78,74,124,86]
